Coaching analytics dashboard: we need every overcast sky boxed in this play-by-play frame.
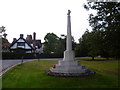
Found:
[0,0,96,43]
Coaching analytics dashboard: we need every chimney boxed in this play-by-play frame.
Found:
[29,35,32,40]
[26,35,32,41]
[33,32,36,50]
[20,34,24,38]
[26,35,29,40]
[13,38,17,42]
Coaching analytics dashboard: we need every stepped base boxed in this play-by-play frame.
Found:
[48,50,95,76]
[50,60,92,74]
[50,50,94,74]
[45,70,95,77]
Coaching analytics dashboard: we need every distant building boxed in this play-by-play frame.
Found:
[9,32,43,53]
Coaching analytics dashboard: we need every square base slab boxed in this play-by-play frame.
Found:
[50,50,92,74]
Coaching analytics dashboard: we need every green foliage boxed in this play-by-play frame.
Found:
[55,35,66,54]
[2,60,119,88]
[0,38,9,45]
[75,30,104,58]
[44,33,59,54]
[75,39,88,57]
[44,33,75,55]
[79,2,120,58]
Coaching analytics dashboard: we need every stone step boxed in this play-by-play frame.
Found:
[50,67,87,73]
[58,60,80,66]
[51,65,88,71]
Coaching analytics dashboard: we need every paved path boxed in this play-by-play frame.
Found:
[1,58,63,73]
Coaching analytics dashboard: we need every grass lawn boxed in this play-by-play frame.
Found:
[75,57,113,61]
[2,60,119,88]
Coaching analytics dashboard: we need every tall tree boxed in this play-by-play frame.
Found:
[43,33,75,55]
[55,34,66,54]
[44,33,59,54]
[75,30,89,57]
[84,2,120,58]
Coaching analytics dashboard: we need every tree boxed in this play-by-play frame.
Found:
[43,33,76,55]
[87,30,105,60]
[55,34,66,54]
[75,30,89,57]
[0,26,7,38]
[77,29,111,59]
[44,33,59,54]
[84,2,120,58]
[1,38,9,44]
[0,26,9,46]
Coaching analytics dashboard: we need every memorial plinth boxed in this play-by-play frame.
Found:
[47,10,95,76]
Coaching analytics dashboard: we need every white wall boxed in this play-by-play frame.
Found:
[25,43,31,49]
[10,43,17,49]
[17,39,25,42]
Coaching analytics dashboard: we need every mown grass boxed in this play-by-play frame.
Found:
[2,60,119,88]
[75,57,113,61]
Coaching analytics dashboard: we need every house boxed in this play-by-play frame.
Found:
[10,32,43,53]
[10,34,34,53]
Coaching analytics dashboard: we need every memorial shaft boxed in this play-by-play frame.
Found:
[67,12,72,51]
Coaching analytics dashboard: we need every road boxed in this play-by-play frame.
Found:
[0,58,63,73]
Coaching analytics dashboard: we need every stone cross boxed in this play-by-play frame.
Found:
[67,10,71,16]
[49,10,95,76]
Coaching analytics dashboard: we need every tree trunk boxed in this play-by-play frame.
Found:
[92,56,94,60]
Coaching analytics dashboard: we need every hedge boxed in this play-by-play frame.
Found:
[2,52,63,60]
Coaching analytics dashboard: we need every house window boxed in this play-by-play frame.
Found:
[17,43,25,46]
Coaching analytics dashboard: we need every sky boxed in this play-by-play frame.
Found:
[0,0,96,43]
